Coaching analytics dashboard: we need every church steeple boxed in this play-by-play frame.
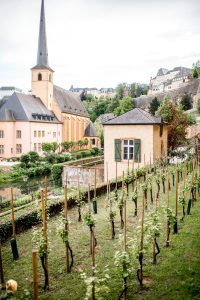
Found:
[31,0,54,110]
[36,0,49,68]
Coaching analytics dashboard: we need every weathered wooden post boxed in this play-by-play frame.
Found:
[166,172,170,246]
[32,250,38,300]
[93,164,97,214]
[115,162,118,190]
[64,185,70,273]
[0,244,5,288]
[41,190,49,290]
[123,183,127,300]
[174,169,178,234]
[10,188,19,260]
[137,192,145,287]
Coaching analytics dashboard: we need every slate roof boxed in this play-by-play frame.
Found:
[157,68,168,76]
[103,108,163,125]
[0,92,60,123]
[53,85,89,117]
[84,122,97,137]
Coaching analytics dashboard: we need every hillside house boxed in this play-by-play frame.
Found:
[103,108,168,180]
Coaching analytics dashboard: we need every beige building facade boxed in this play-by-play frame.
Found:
[103,108,168,181]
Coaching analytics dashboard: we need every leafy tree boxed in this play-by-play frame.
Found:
[52,142,59,152]
[193,68,199,78]
[180,94,192,111]
[129,83,136,98]
[83,139,89,147]
[42,143,54,153]
[62,141,72,152]
[135,85,143,97]
[197,98,200,114]
[156,98,195,150]
[116,83,124,99]
[106,95,120,113]
[148,97,160,115]
[29,151,40,163]
[114,96,135,116]
[192,60,200,78]
[20,154,30,168]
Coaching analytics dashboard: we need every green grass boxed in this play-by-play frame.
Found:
[1,173,200,300]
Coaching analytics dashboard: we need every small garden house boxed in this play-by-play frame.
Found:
[103,108,168,180]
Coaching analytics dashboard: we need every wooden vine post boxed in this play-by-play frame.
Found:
[153,193,160,264]
[166,172,170,247]
[123,183,127,300]
[137,192,145,287]
[32,250,38,300]
[0,244,5,288]
[77,170,82,222]
[10,188,19,260]
[64,185,70,273]
[116,162,118,190]
[119,172,125,229]
[109,180,115,239]
[93,164,97,214]
[41,190,49,290]
[87,184,96,300]
[174,169,178,234]
[44,176,48,206]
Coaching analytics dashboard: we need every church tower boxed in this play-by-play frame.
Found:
[31,0,54,110]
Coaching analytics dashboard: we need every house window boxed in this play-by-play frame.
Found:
[34,130,37,137]
[38,73,42,81]
[53,132,56,138]
[38,143,42,152]
[0,131,4,138]
[16,144,22,154]
[16,130,21,139]
[92,138,96,145]
[42,131,45,137]
[123,139,134,160]
[0,145,4,154]
[38,131,41,137]
[34,143,37,152]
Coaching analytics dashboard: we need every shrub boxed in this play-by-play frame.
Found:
[51,165,63,180]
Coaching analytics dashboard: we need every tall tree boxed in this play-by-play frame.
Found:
[180,94,192,111]
[114,96,135,116]
[129,83,136,98]
[148,97,160,115]
[192,60,200,78]
[116,83,124,99]
[156,98,195,150]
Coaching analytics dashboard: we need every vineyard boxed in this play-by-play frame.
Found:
[0,158,200,300]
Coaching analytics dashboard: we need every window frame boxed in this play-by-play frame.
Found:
[0,130,4,139]
[16,130,21,139]
[16,144,22,154]
[122,138,134,161]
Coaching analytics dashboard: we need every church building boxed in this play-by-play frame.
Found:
[0,0,96,158]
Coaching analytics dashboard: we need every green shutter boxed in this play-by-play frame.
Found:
[134,139,141,162]
[114,139,121,162]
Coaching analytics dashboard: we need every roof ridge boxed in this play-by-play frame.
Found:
[137,108,155,123]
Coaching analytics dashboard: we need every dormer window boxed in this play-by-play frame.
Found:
[38,73,42,81]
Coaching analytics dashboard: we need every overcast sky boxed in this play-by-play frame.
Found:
[0,0,200,92]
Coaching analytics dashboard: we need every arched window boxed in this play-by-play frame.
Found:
[38,73,42,81]
[49,74,51,82]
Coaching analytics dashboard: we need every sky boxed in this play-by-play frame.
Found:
[0,0,200,92]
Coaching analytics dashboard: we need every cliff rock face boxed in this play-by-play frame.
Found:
[134,78,200,109]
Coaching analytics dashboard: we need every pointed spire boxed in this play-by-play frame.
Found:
[35,0,50,68]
